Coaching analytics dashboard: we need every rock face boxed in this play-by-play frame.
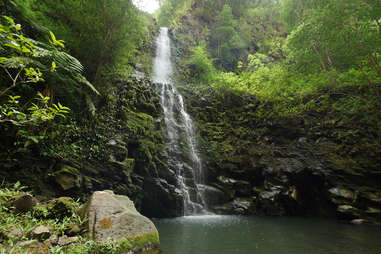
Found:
[82,190,159,252]
[181,89,381,225]
[53,165,82,191]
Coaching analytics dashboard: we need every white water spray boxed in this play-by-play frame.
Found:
[152,28,206,215]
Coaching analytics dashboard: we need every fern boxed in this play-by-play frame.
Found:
[0,56,45,69]
[73,73,100,95]
[27,39,99,95]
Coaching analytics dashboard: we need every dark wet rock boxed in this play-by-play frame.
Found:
[179,86,381,223]
[256,189,288,216]
[362,192,381,205]
[14,194,37,213]
[337,205,361,219]
[215,176,252,198]
[199,184,229,206]
[211,182,235,200]
[142,178,183,217]
[328,187,356,204]
[366,207,381,215]
[53,165,82,191]
[0,77,176,218]
[350,219,368,225]
[213,198,255,215]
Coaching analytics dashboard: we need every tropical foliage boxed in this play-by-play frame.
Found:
[159,0,380,116]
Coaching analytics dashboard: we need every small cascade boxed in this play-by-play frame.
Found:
[152,27,206,216]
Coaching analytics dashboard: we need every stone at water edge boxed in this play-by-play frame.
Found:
[350,219,368,225]
[81,190,159,252]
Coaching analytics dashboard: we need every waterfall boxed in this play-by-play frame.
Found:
[152,27,206,216]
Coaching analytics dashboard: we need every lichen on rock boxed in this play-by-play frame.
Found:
[81,190,160,253]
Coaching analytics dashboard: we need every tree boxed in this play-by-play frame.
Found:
[186,43,216,83]
[283,0,381,73]
[16,0,146,87]
[211,4,246,70]
[0,16,96,125]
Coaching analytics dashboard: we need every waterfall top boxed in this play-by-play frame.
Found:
[152,27,173,84]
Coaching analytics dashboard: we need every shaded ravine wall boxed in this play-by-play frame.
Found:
[0,76,184,218]
[180,88,381,224]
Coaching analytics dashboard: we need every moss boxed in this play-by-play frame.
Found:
[0,77,168,210]
[39,197,77,220]
[0,185,160,254]
[117,232,160,254]
[53,165,82,191]
[64,232,160,254]
[0,185,86,252]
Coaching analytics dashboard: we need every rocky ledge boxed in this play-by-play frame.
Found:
[183,88,381,226]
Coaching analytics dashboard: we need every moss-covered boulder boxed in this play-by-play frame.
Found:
[82,190,159,253]
[34,197,76,220]
[53,165,82,191]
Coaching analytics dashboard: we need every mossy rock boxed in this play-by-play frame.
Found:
[36,197,76,220]
[53,165,82,191]
[82,190,160,253]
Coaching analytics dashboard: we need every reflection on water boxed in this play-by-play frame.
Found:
[154,216,381,254]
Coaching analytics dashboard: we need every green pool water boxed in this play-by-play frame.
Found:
[154,215,381,254]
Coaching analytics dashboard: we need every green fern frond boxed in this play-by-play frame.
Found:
[73,73,100,95]
[0,56,45,69]
[52,51,84,73]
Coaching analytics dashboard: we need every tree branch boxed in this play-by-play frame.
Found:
[0,68,23,97]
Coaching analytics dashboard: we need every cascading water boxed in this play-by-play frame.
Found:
[152,27,206,216]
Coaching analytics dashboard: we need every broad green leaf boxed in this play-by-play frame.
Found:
[51,61,56,72]
[4,43,21,51]
[3,16,15,25]
[49,31,56,42]
[29,136,39,144]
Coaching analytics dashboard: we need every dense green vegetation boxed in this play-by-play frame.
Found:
[0,1,380,250]
[159,0,380,117]
[0,0,158,168]
[0,183,159,253]
[157,0,381,223]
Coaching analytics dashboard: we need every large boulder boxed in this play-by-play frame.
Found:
[82,190,159,253]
